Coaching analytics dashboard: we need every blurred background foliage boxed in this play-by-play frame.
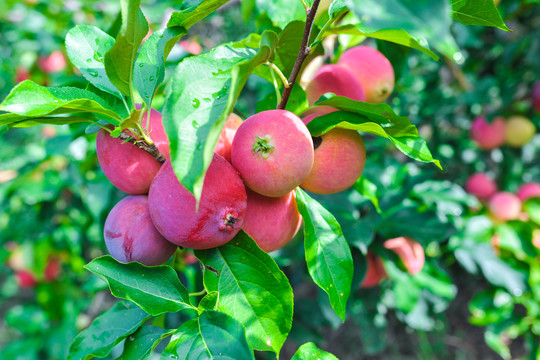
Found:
[0,0,539,359]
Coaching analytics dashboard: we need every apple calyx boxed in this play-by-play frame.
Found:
[219,208,240,232]
[252,135,275,159]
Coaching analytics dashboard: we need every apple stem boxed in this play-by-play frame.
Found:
[278,0,321,110]
[117,131,166,164]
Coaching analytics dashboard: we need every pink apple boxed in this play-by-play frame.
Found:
[384,237,425,275]
[516,182,540,202]
[214,113,243,162]
[337,46,395,103]
[37,50,67,74]
[96,108,169,195]
[242,188,302,253]
[360,252,387,288]
[306,64,366,105]
[488,192,522,221]
[231,109,314,197]
[470,116,506,150]
[300,113,366,194]
[465,173,497,200]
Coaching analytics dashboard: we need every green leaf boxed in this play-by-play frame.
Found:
[451,0,510,31]
[161,310,254,360]
[134,26,187,109]
[65,25,122,98]
[163,32,277,202]
[295,188,354,322]
[117,326,174,360]
[347,0,458,58]
[0,81,122,128]
[524,198,540,225]
[307,96,441,169]
[195,232,293,355]
[67,301,151,360]
[167,0,231,29]
[104,0,149,96]
[198,291,219,314]
[254,0,306,28]
[85,256,194,316]
[291,342,339,360]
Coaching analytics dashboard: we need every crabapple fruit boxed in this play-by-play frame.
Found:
[504,115,536,147]
[96,108,169,195]
[384,237,425,275]
[231,109,314,197]
[300,113,366,194]
[337,46,395,103]
[242,189,302,253]
[104,195,177,266]
[149,154,247,249]
[465,173,497,200]
[488,192,522,222]
[360,252,387,288]
[516,182,540,202]
[306,64,366,105]
[215,113,243,162]
[470,116,506,150]
[16,270,37,288]
[37,50,66,74]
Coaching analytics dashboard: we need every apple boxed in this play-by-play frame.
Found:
[96,107,169,194]
[360,252,387,288]
[149,154,247,249]
[488,192,522,222]
[504,115,536,147]
[214,113,243,162]
[242,188,302,252]
[231,109,314,197]
[337,46,395,103]
[465,173,497,200]
[470,116,506,150]
[306,64,366,105]
[104,195,177,266]
[516,182,540,202]
[384,237,425,275]
[300,113,366,194]
[533,81,540,113]
[37,50,67,74]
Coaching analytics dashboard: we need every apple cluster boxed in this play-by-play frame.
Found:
[470,114,537,150]
[96,45,398,266]
[465,173,540,223]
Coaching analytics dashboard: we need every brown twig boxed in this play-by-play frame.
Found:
[117,132,166,164]
[277,0,321,109]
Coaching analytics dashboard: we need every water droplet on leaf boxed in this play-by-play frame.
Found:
[192,99,200,108]
[192,120,199,128]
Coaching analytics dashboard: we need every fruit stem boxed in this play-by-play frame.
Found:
[189,289,207,297]
[265,62,290,89]
[278,0,321,110]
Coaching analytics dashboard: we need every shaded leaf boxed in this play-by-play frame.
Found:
[117,326,174,360]
[291,342,339,360]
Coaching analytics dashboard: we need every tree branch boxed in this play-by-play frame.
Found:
[278,0,321,110]
[117,132,166,164]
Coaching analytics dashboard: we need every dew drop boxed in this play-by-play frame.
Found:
[139,63,145,68]
[211,86,228,100]
[95,38,100,45]
[192,99,200,108]
[196,141,202,150]
[149,76,155,82]
[88,69,98,77]
[192,120,200,128]
[93,51,103,62]
[86,58,92,63]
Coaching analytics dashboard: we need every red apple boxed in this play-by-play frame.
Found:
[214,113,243,162]
[149,154,247,249]
[37,50,67,74]
[516,182,540,202]
[306,64,366,105]
[360,252,387,288]
[488,192,522,222]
